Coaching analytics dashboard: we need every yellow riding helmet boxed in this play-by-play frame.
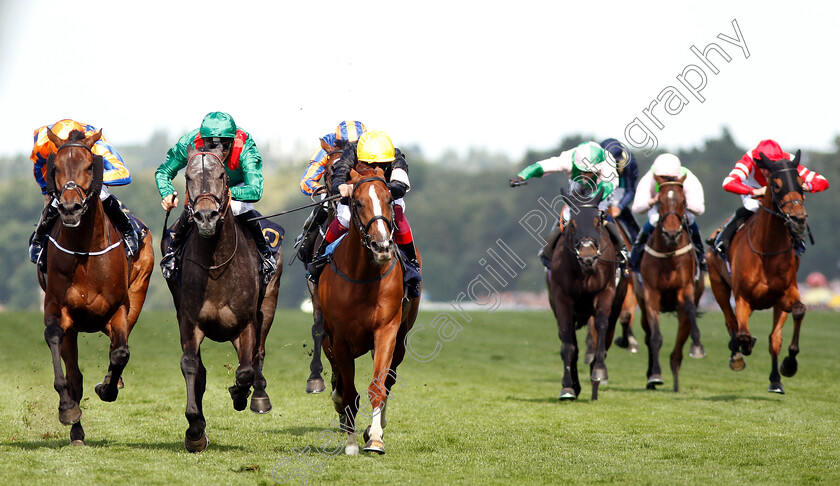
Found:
[356,131,395,163]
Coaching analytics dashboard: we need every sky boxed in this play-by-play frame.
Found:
[1,1,839,162]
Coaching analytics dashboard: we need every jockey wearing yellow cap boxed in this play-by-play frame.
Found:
[28,119,139,265]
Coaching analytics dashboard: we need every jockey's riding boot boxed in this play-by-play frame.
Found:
[306,242,330,284]
[102,195,139,258]
[628,227,650,273]
[714,207,753,259]
[540,223,564,268]
[397,241,422,298]
[161,211,189,280]
[297,206,328,264]
[689,223,707,272]
[604,219,629,267]
[237,212,277,285]
[29,203,60,264]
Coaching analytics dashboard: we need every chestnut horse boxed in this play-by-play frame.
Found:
[706,153,808,394]
[39,129,154,445]
[548,186,628,401]
[634,175,705,392]
[164,146,281,452]
[318,167,420,455]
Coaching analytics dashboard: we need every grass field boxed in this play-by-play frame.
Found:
[0,307,838,485]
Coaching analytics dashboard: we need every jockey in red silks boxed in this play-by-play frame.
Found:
[711,139,829,257]
[28,119,139,264]
[308,130,421,296]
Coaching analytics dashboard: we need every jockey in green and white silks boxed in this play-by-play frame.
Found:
[155,111,276,283]
[509,141,627,266]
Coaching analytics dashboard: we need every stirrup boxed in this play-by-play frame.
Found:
[259,252,277,284]
[160,251,178,280]
[123,232,139,258]
[29,240,43,265]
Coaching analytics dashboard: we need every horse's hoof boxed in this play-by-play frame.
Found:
[628,338,639,354]
[583,353,595,365]
[780,356,798,377]
[58,404,82,425]
[94,382,118,402]
[117,377,125,389]
[614,336,628,349]
[306,378,326,394]
[70,439,85,446]
[647,375,664,387]
[689,344,706,359]
[185,432,209,453]
[364,439,385,454]
[250,395,273,414]
[229,385,251,412]
[768,382,785,394]
[558,388,577,400]
[729,354,746,372]
[591,368,608,383]
[345,444,359,456]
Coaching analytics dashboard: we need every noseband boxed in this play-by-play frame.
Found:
[185,152,231,223]
[350,176,394,252]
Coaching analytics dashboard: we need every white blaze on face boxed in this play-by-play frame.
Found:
[369,185,389,237]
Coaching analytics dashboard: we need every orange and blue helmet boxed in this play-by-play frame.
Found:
[334,120,366,144]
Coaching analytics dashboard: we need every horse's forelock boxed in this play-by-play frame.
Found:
[67,130,86,143]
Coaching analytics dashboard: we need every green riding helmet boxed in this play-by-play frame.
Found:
[199,112,237,139]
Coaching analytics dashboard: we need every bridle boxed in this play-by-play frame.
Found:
[184,151,231,224]
[50,142,100,216]
[349,176,395,253]
[748,167,807,256]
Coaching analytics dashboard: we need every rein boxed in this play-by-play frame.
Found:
[184,226,239,271]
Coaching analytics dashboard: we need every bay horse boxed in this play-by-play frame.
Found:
[634,174,705,392]
[318,167,420,455]
[548,186,628,401]
[39,128,154,446]
[299,144,344,395]
[164,145,281,452]
[706,153,809,394]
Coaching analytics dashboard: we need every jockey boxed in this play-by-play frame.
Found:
[710,139,829,258]
[601,138,640,241]
[28,119,139,264]
[156,111,277,284]
[309,130,421,296]
[628,153,706,272]
[509,140,628,266]
[295,120,366,264]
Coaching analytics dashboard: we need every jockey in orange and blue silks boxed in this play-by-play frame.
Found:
[294,121,366,265]
[28,119,139,264]
[711,139,829,257]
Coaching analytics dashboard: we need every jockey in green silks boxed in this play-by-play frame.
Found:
[155,111,276,284]
[509,140,627,267]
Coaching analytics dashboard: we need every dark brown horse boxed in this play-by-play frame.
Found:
[548,186,628,401]
[164,146,281,452]
[300,145,344,395]
[634,175,705,392]
[318,167,420,455]
[706,153,808,394]
[39,129,154,445]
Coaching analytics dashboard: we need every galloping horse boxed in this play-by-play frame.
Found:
[634,174,705,392]
[39,128,154,445]
[548,186,627,401]
[706,153,808,394]
[318,167,420,455]
[300,148,343,395]
[164,145,281,452]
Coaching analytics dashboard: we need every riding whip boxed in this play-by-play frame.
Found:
[247,194,341,222]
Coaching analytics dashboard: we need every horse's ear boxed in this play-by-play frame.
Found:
[349,168,360,182]
[678,173,687,184]
[84,129,102,148]
[594,185,605,204]
[46,128,64,150]
[320,139,333,152]
[757,153,771,170]
[793,149,801,166]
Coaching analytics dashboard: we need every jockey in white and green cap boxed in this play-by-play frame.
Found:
[509,140,627,266]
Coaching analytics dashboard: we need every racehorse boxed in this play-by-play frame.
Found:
[298,146,343,395]
[706,153,809,394]
[318,167,420,455]
[164,145,282,452]
[39,128,154,445]
[547,186,628,401]
[634,174,705,392]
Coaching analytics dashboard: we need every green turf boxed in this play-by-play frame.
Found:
[0,308,838,485]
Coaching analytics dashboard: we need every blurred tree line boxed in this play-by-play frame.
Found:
[0,128,837,310]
